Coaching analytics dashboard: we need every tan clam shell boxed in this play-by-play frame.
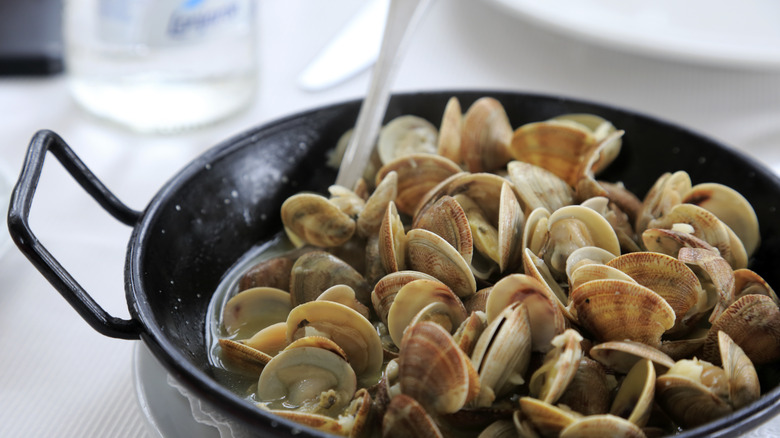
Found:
[375,153,461,216]
[413,194,473,264]
[241,320,289,356]
[406,228,477,298]
[581,195,640,253]
[718,331,760,410]
[556,357,612,416]
[470,302,532,407]
[522,248,573,322]
[683,182,760,258]
[281,193,356,248]
[677,247,735,323]
[437,96,463,164]
[655,359,732,429]
[238,255,295,292]
[485,273,565,352]
[569,263,636,292]
[386,278,467,347]
[508,120,598,187]
[640,227,718,257]
[222,286,291,340]
[265,388,373,438]
[734,268,779,303]
[377,115,439,165]
[286,300,383,385]
[497,181,525,272]
[529,329,584,404]
[445,172,509,224]
[217,338,273,375]
[356,170,397,238]
[564,245,617,281]
[522,207,551,256]
[256,345,357,416]
[609,359,655,427]
[550,113,617,141]
[398,322,480,415]
[570,279,675,347]
[316,284,370,320]
[460,97,513,172]
[455,193,500,269]
[517,397,582,437]
[328,184,366,218]
[635,170,691,234]
[607,251,704,335]
[378,201,407,274]
[559,415,646,438]
[648,203,747,269]
[545,205,621,278]
[507,160,574,214]
[412,171,469,221]
[452,311,487,356]
[382,393,444,438]
[703,294,780,365]
[589,340,675,374]
[371,270,439,326]
[289,250,370,307]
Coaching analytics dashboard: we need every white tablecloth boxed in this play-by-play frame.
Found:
[2,1,779,436]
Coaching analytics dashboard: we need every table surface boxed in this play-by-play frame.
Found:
[2,1,780,437]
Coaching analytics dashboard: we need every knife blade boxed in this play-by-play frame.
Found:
[297,0,389,92]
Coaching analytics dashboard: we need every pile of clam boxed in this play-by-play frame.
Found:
[215,96,780,438]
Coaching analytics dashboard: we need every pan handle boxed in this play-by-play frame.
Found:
[7,130,143,340]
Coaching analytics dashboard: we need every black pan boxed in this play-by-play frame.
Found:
[8,91,780,437]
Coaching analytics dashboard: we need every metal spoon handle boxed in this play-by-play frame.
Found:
[335,0,434,189]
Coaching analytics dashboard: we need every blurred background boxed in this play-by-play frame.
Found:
[1,0,779,436]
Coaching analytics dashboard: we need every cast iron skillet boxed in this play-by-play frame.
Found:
[8,91,780,437]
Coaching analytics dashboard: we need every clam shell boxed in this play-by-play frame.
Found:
[436,96,463,164]
[485,273,565,352]
[570,279,675,347]
[559,415,646,438]
[286,300,383,385]
[518,397,581,437]
[222,286,291,339]
[607,251,704,335]
[556,357,612,416]
[398,322,480,414]
[372,270,439,326]
[460,97,513,172]
[507,160,574,214]
[387,278,467,346]
[256,345,357,416]
[376,153,461,216]
[413,195,473,264]
[718,331,760,410]
[356,170,397,238]
[683,182,760,258]
[589,340,675,374]
[382,393,444,438]
[281,193,356,248]
[471,302,532,406]
[655,359,732,428]
[529,329,584,404]
[377,115,438,165]
[406,228,477,298]
[610,359,655,427]
[703,294,780,365]
[289,251,370,307]
[378,201,407,274]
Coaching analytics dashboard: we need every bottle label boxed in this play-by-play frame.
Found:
[98,0,249,46]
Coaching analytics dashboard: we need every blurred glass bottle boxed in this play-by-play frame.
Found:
[64,0,258,133]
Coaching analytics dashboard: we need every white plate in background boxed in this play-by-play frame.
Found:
[482,0,780,70]
[133,342,220,438]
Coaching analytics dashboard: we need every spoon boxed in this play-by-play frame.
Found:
[335,0,434,189]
